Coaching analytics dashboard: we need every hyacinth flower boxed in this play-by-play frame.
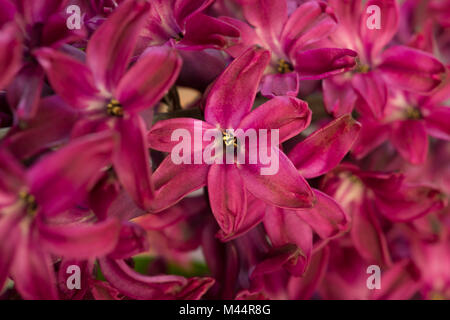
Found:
[1,0,86,122]
[323,0,446,119]
[352,72,450,164]
[35,0,182,210]
[222,0,357,97]
[141,0,240,50]
[319,238,422,300]
[320,164,447,266]
[251,115,361,275]
[148,47,317,238]
[0,133,123,300]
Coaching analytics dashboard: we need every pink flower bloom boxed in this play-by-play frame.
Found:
[223,0,357,97]
[0,134,122,299]
[324,0,445,119]
[148,47,316,238]
[141,0,240,50]
[35,0,182,210]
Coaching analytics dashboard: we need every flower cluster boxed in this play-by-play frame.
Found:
[0,0,449,300]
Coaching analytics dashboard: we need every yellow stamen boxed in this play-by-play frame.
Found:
[19,191,37,216]
[277,59,293,74]
[107,98,124,117]
[223,132,238,147]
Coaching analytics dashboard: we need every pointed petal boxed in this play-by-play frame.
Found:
[148,118,214,152]
[174,0,214,25]
[204,47,270,129]
[86,0,151,91]
[38,219,121,259]
[294,48,357,80]
[0,214,21,289]
[424,106,450,141]
[28,131,115,216]
[360,0,399,61]
[351,71,387,119]
[390,120,428,165]
[260,72,299,98]
[240,147,314,208]
[114,115,154,210]
[351,197,392,266]
[98,258,213,300]
[281,1,337,56]
[149,156,209,212]
[322,75,358,117]
[6,64,44,121]
[379,46,445,93]
[179,13,240,50]
[295,189,350,239]
[263,206,313,276]
[351,117,390,159]
[239,96,311,143]
[11,231,58,300]
[241,0,287,50]
[289,115,361,178]
[0,23,22,90]
[116,46,181,113]
[208,164,247,236]
[108,222,149,259]
[35,48,103,110]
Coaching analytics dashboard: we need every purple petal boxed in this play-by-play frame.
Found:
[289,115,361,179]
[390,119,428,165]
[204,47,270,129]
[86,0,151,91]
[294,48,357,80]
[379,46,445,93]
[239,96,311,143]
[295,189,350,239]
[208,164,247,236]
[239,147,314,208]
[114,115,154,210]
[351,71,387,119]
[28,131,115,216]
[424,106,450,141]
[260,72,299,98]
[38,218,121,259]
[0,23,22,90]
[116,46,182,113]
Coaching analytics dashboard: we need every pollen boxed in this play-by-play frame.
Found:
[222,131,238,147]
[19,191,38,216]
[355,58,370,73]
[107,98,124,117]
[405,107,422,120]
[277,59,293,74]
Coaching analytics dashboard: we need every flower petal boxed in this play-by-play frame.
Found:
[288,115,361,179]
[295,189,350,239]
[0,23,22,91]
[351,71,387,119]
[239,147,314,208]
[390,119,428,165]
[379,46,445,93]
[28,131,115,216]
[86,0,151,91]
[116,46,182,113]
[424,106,450,141]
[35,48,104,110]
[294,48,357,80]
[204,47,270,129]
[208,164,246,236]
[260,72,299,98]
[114,115,154,210]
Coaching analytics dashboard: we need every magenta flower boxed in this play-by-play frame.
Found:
[324,0,445,119]
[2,0,85,122]
[223,0,357,97]
[352,71,450,164]
[141,0,240,50]
[35,0,182,210]
[148,47,317,238]
[0,133,122,299]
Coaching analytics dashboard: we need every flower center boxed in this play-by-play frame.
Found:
[277,59,293,74]
[19,191,38,216]
[222,131,238,148]
[107,98,124,117]
[405,107,422,120]
[355,58,370,73]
